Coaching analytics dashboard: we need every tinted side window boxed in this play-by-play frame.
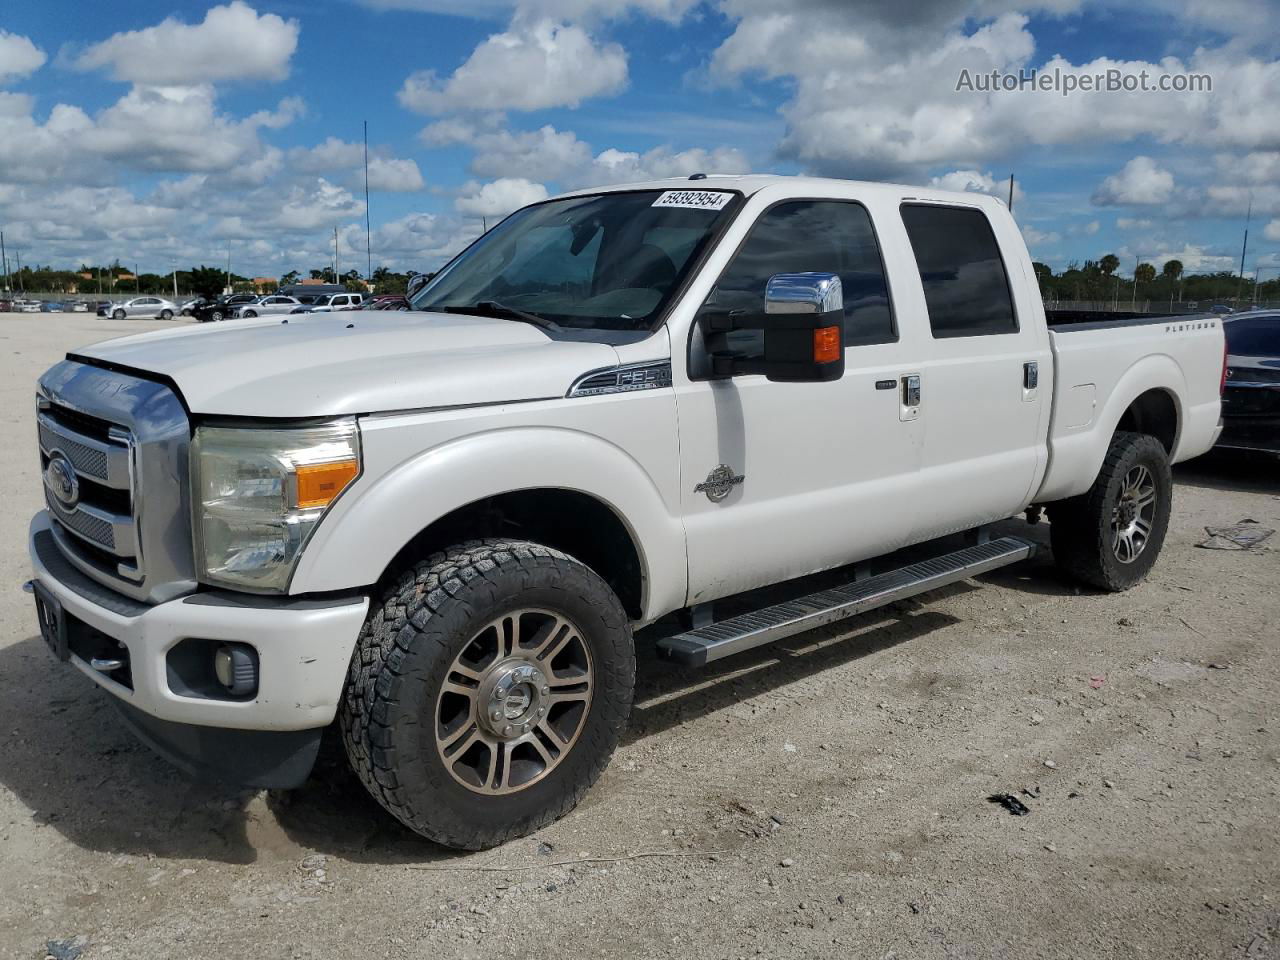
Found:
[900,204,1017,338]
[698,200,895,358]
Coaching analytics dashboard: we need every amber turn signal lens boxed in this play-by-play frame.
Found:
[295,459,359,509]
[812,325,841,364]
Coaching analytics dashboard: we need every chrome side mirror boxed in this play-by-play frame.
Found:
[764,272,843,315]
[406,272,430,299]
[699,271,845,383]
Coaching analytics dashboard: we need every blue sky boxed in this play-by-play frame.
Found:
[1,0,1278,280]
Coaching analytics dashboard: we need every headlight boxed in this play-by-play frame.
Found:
[192,420,360,592]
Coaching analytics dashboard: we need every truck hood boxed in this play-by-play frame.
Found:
[71,311,620,418]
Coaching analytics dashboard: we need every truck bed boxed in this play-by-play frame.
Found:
[1034,312,1225,502]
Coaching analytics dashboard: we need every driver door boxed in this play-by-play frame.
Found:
[674,198,924,605]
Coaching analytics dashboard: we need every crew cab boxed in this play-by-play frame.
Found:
[26,175,1224,850]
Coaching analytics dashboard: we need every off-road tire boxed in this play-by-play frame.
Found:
[1049,431,1172,591]
[339,539,634,850]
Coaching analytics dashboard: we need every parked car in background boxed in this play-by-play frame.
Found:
[68,300,89,312]
[40,301,65,312]
[234,295,302,318]
[1210,304,1232,314]
[105,297,178,320]
[367,295,411,311]
[180,298,206,317]
[301,292,364,313]
[1218,311,1280,455]
[0,298,12,312]
[14,299,41,312]
[190,294,256,323]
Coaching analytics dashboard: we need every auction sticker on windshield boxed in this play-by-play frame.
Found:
[651,190,734,210]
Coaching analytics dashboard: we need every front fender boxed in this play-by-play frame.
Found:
[289,422,687,622]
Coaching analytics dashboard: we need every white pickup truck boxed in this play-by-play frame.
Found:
[27,175,1224,849]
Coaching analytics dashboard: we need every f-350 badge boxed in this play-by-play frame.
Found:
[695,464,745,503]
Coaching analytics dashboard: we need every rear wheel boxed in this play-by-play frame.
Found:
[160,309,173,320]
[1049,431,1172,591]
[210,309,224,322]
[340,539,634,849]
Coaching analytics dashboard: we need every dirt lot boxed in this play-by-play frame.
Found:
[1,312,1277,960]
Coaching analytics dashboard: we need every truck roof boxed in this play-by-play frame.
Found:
[552,173,1010,209]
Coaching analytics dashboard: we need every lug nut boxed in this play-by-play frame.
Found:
[522,722,530,733]
[495,688,507,700]
[491,710,502,721]
[537,707,545,717]
[502,725,512,736]
[541,685,550,695]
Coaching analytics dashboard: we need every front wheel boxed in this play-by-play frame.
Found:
[210,310,224,322]
[112,308,125,320]
[242,310,256,318]
[1049,431,1172,591]
[340,539,634,850]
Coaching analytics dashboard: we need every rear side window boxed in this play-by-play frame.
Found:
[698,199,896,354]
[900,204,1017,338]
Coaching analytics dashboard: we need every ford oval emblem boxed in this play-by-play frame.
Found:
[45,453,80,509]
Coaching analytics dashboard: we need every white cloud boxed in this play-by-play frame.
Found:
[928,168,1023,204]
[455,177,549,217]
[708,3,1280,180]
[0,31,46,81]
[1092,157,1176,206]
[357,0,696,21]
[74,2,299,86]
[1265,220,1280,243]
[1021,225,1060,248]
[1116,217,1155,230]
[291,138,424,191]
[367,156,425,192]
[423,118,748,188]
[399,20,626,113]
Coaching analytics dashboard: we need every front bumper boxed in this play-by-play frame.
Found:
[28,512,368,781]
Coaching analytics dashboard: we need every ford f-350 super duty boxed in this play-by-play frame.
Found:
[27,175,1225,849]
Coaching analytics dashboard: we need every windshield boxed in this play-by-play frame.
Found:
[411,189,738,331]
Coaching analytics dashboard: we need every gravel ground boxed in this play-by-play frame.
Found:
[1,313,1277,960]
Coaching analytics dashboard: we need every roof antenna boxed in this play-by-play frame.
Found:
[688,172,707,181]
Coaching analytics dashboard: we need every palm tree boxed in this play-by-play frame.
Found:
[1135,262,1157,284]
[1100,253,1120,276]
[1161,259,1183,307]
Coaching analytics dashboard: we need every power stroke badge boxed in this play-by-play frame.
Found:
[695,464,745,503]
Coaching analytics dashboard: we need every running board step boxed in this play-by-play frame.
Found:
[658,536,1036,667]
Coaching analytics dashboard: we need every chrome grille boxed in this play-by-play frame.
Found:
[38,418,110,480]
[37,360,196,604]
[38,400,137,574]
[45,491,116,548]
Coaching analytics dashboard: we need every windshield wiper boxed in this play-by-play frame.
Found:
[439,300,560,331]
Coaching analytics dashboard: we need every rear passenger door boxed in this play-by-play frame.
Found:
[897,203,1049,540]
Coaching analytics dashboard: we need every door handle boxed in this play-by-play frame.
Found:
[1023,362,1039,390]
[899,374,921,422]
[902,374,921,407]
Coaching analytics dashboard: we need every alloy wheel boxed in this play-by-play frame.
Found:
[1111,464,1157,563]
[435,609,593,795]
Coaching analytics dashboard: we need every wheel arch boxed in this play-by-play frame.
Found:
[1040,354,1185,502]
[289,425,687,623]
